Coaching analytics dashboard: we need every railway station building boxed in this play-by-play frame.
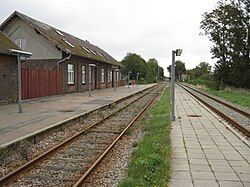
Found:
[0,11,123,101]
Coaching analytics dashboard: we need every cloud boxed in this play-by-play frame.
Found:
[0,0,218,75]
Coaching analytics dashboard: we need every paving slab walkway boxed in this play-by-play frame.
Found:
[0,84,155,147]
[169,85,250,187]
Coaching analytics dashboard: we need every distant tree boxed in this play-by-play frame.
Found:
[147,58,159,82]
[175,61,186,80]
[200,0,250,88]
[167,61,186,80]
[120,53,147,80]
[159,67,164,80]
[120,53,164,83]
[186,62,211,79]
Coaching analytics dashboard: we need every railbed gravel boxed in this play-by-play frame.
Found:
[82,124,144,187]
[82,93,161,187]
[4,85,163,186]
[183,85,250,131]
[190,84,250,113]
[0,88,152,178]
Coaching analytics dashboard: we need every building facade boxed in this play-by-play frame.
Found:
[0,11,123,101]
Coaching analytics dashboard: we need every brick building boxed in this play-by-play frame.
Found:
[0,31,20,105]
[0,11,123,100]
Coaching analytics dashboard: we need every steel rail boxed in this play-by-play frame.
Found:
[73,86,162,187]
[179,84,250,137]
[0,84,161,186]
[180,83,250,118]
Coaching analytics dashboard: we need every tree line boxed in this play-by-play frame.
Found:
[120,53,164,84]
[200,0,249,88]
[168,0,249,89]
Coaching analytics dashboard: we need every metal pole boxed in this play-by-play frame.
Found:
[89,66,91,97]
[171,51,175,121]
[137,73,139,86]
[18,54,23,113]
[128,72,130,88]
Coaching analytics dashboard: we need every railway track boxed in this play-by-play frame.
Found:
[178,83,250,138]
[0,84,165,187]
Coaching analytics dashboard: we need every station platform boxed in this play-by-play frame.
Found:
[169,85,250,187]
[0,84,155,148]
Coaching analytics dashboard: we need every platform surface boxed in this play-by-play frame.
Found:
[0,84,155,147]
[169,85,250,187]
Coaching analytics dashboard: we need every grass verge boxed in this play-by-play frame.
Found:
[206,88,250,109]
[118,87,171,187]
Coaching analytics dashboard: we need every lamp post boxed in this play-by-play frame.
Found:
[171,49,182,121]
[88,64,96,97]
[127,71,132,88]
[114,69,119,92]
[136,73,140,86]
[9,49,32,113]
[112,66,119,92]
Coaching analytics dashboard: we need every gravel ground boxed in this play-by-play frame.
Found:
[81,93,162,187]
[0,88,152,178]
[183,85,250,131]
[4,85,164,186]
[82,123,144,187]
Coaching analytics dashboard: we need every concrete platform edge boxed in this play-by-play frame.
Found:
[0,84,155,149]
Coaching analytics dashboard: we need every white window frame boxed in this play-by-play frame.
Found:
[110,71,113,83]
[107,70,110,83]
[101,69,105,83]
[89,67,92,84]
[116,71,119,82]
[82,65,86,84]
[68,64,74,84]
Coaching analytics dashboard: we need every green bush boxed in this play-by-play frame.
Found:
[188,74,219,90]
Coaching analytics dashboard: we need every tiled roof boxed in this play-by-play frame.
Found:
[0,31,20,53]
[1,11,122,67]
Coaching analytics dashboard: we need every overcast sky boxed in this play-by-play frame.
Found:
[1,0,219,76]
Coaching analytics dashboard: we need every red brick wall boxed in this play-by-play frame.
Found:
[21,54,123,96]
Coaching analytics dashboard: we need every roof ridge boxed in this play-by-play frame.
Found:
[1,11,120,66]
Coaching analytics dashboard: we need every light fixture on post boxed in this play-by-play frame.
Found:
[171,49,182,121]
[128,71,132,88]
[9,49,32,113]
[88,63,96,97]
[136,73,140,86]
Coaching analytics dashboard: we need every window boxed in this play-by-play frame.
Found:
[89,67,92,84]
[68,64,74,84]
[116,71,119,82]
[15,38,26,50]
[101,69,105,83]
[107,70,110,83]
[110,71,113,83]
[82,66,86,83]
